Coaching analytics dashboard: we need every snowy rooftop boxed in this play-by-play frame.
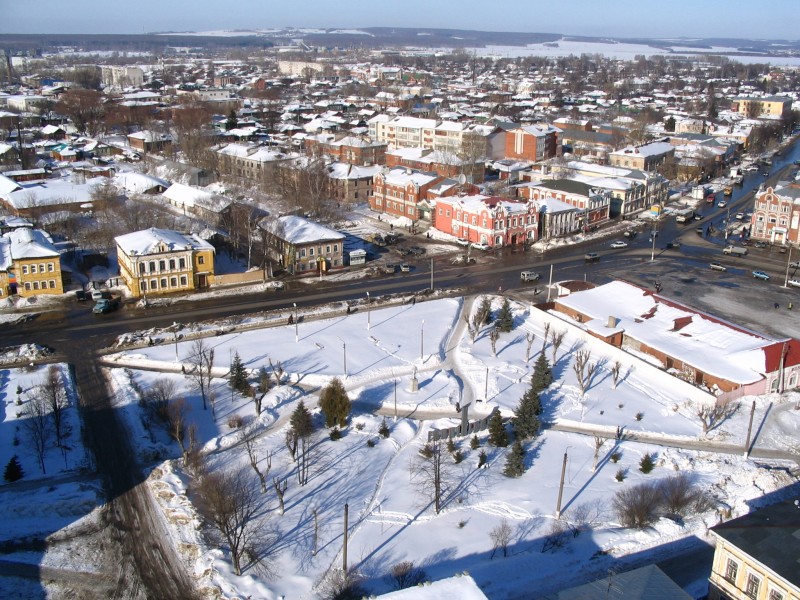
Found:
[3,177,106,209]
[326,162,382,180]
[383,167,440,187]
[274,215,345,245]
[555,280,772,385]
[611,142,674,158]
[217,143,288,162]
[376,574,488,599]
[1,228,59,263]
[114,172,169,195]
[115,227,214,256]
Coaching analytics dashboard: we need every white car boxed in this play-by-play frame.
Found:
[610,241,628,249]
[456,238,469,247]
[717,200,727,208]
[470,242,490,251]
[788,279,800,288]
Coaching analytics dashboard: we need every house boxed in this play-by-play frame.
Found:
[557,564,691,600]
[261,215,346,275]
[517,179,611,231]
[374,573,488,599]
[609,142,675,171]
[0,228,64,298]
[0,174,116,217]
[161,183,231,224]
[551,280,800,395]
[708,498,800,600]
[750,183,800,247]
[326,162,381,204]
[115,228,216,298]
[502,123,561,162]
[730,96,793,119]
[370,168,445,222]
[304,133,387,166]
[434,194,538,247]
[114,172,169,196]
[386,147,485,183]
[127,130,173,154]
[216,143,294,181]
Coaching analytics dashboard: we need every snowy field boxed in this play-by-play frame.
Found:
[82,295,800,599]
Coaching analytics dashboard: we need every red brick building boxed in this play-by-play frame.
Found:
[504,124,561,162]
[750,183,800,247]
[370,168,444,221]
[517,179,611,231]
[386,147,485,183]
[434,194,538,247]
[304,133,387,166]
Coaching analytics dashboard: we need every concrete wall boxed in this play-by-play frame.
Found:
[213,270,266,287]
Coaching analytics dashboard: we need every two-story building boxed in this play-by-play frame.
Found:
[708,498,800,600]
[115,228,215,298]
[434,194,538,247]
[216,143,295,181]
[517,179,612,231]
[326,162,382,205]
[0,228,64,298]
[370,168,445,222]
[609,142,675,171]
[261,215,345,276]
[304,133,387,166]
[502,123,561,163]
[386,147,485,183]
[730,95,793,119]
[750,183,800,247]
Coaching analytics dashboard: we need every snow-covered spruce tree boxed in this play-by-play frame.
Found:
[503,441,526,477]
[531,352,554,395]
[4,455,24,482]
[488,410,508,447]
[495,298,513,332]
[513,388,541,440]
[229,351,249,394]
[477,296,493,325]
[319,377,350,428]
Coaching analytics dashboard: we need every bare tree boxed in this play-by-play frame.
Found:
[239,426,271,493]
[252,367,271,415]
[193,468,275,576]
[463,314,478,343]
[572,349,591,395]
[696,402,739,435]
[269,358,285,386]
[489,326,500,357]
[541,322,551,353]
[188,339,215,411]
[166,397,194,465]
[386,560,427,590]
[22,393,51,474]
[273,476,288,515]
[410,440,449,514]
[591,436,606,473]
[610,360,622,389]
[525,332,536,362]
[144,378,177,417]
[550,330,566,363]
[40,366,69,459]
[489,519,513,559]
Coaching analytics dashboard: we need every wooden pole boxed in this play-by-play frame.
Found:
[342,502,349,574]
[555,451,568,518]
[743,400,756,458]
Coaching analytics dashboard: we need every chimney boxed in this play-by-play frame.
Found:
[606,316,618,328]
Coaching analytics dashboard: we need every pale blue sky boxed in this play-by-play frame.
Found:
[3,0,798,40]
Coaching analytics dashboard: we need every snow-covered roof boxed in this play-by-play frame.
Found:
[115,227,214,256]
[162,183,213,208]
[113,172,169,195]
[382,167,440,187]
[272,215,345,245]
[217,143,288,163]
[3,177,107,210]
[1,228,59,262]
[375,574,488,599]
[0,173,23,195]
[556,280,772,385]
[326,162,382,180]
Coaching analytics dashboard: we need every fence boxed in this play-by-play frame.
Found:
[212,270,266,287]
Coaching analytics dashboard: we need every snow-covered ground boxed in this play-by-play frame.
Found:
[34,295,793,599]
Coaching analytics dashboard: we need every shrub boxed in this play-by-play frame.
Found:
[386,560,427,590]
[503,441,526,477]
[478,450,488,468]
[639,453,655,474]
[615,468,626,482]
[470,435,480,450]
[366,439,376,448]
[453,449,465,464]
[458,520,467,528]
[419,443,434,459]
[227,414,244,429]
[446,438,456,453]
[319,378,351,428]
[378,419,390,438]
[329,427,343,441]
[488,411,508,447]
[610,451,622,463]
[613,481,661,528]
[4,455,24,482]
[355,421,365,431]
[659,472,716,517]
[635,412,644,421]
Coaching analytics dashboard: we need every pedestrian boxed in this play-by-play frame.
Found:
[615,426,622,441]
[775,302,780,309]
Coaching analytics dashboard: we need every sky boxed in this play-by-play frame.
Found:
[2,0,799,40]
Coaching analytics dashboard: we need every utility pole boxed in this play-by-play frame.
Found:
[366,291,370,330]
[293,302,298,343]
[555,450,568,518]
[393,376,397,420]
[430,258,434,291]
[546,264,554,302]
[342,502,349,574]
[743,400,757,458]
[484,366,489,400]
[420,319,424,360]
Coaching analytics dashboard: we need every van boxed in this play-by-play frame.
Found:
[520,271,540,282]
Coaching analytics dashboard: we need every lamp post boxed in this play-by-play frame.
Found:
[430,258,434,291]
[366,291,371,330]
[783,243,794,288]
[293,302,298,343]
[337,336,347,376]
[420,319,424,360]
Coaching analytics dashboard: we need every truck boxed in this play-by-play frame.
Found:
[675,208,694,223]
[520,271,541,282]
[92,297,121,314]
[722,245,748,257]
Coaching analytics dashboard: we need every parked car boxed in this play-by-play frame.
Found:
[709,262,728,272]
[456,238,469,246]
[790,261,800,269]
[788,279,800,288]
[610,240,628,249]
[520,271,540,282]
[470,242,490,251]
[74,290,90,301]
[92,297,121,314]
[752,270,770,281]
[753,241,768,249]
[382,264,397,274]
[400,264,411,272]
[408,246,426,255]
[584,252,600,263]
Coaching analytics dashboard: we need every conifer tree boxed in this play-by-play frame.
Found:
[290,400,314,437]
[513,388,541,440]
[531,352,554,395]
[503,441,526,478]
[319,377,351,428]
[488,410,508,447]
[4,455,24,482]
[229,351,248,394]
[495,298,513,332]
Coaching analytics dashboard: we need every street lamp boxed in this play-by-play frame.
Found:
[337,336,347,376]
[420,319,424,360]
[784,243,795,288]
[366,291,371,330]
[293,302,298,343]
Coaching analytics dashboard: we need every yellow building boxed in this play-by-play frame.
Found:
[0,228,64,298]
[115,228,215,298]
[731,96,793,119]
[708,499,800,600]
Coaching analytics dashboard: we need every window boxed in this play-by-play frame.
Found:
[31,264,37,274]
[24,282,31,291]
[159,260,166,271]
[48,263,54,272]
[33,281,39,290]
[170,277,178,287]
[326,245,331,253]
[769,589,785,600]
[161,278,167,289]
[22,265,28,275]
[333,245,338,252]
[309,248,314,256]
[180,276,187,286]
[169,259,176,270]
[39,263,45,272]
[300,249,306,257]
[724,559,738,583]
[141,281,147,292]
[49,280,56,288]
[198,256,205,265]
[745,573,760,599]
[179,258,186,269]
[150,279,157,290]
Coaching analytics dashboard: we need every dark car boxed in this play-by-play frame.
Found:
[408,246,426,255]
[74,290,90,301]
